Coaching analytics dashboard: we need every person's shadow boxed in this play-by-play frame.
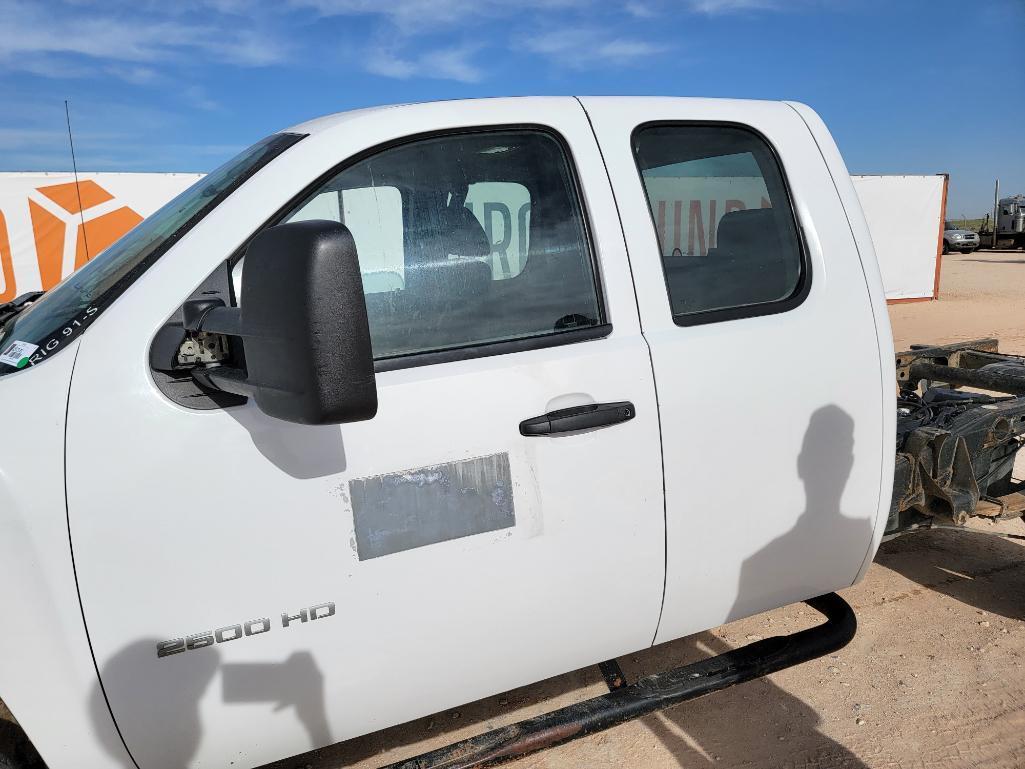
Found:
[89,639,219,769]
[90,640,331,769]
[728,404,875,622]
[642,630,869,768]
[645,404,872,767]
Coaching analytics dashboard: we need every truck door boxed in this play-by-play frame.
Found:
[581,98,888,645]
[65,99,665,769]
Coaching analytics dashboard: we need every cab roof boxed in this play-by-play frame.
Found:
[283,96,794,135]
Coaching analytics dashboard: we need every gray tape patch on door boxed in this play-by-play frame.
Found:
[350,452,515,560]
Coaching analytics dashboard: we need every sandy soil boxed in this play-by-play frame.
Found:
[265,249,1025,769]
[890,249,1025,354]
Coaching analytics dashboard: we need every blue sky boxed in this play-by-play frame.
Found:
[0,0,1021,216]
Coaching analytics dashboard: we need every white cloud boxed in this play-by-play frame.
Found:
[0,0,770,89]
[290,0,584,31]
[0,128,76,151]
[625,2,658,18]
[422,46,485,83]
[684,0,780,13]
[0,90,197,170]
[367,45,484,83]
[0,0,288,70]
[183,85,222,111]
[522,27,668,69]
[365,51,418,79]
[104,66,160,85]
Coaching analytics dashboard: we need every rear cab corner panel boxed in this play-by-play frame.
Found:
[784,100,896,581]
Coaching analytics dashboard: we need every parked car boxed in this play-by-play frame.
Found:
[943,221,981,253]
[0,96,901,769]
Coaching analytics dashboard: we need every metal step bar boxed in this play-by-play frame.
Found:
[385,593,856,769]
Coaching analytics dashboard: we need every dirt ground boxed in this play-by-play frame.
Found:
[889,249,1025,354]
[268,249,1025,769]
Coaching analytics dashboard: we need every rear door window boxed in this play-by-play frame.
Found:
[633,124,806,324]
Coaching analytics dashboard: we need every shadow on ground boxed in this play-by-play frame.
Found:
[262,628,866,769]
[876,526,1025,620]
[630,630,867,769]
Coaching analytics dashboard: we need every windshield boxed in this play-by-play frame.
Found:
[0,132,304,376]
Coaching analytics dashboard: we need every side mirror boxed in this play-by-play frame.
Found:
[186,220,377,425]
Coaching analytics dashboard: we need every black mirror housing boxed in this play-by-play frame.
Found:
[189,220,377,425]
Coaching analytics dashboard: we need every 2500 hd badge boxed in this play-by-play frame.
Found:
[157,601,335,658]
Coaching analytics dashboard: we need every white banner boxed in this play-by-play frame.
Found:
[0,172,202,302]
[852,174,946,301]
[0,171,947,305]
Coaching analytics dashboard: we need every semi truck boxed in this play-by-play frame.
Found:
[0,97,1021,769]
[995,195,1025,249]
[977,194,1025,250]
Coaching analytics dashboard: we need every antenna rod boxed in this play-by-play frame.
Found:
[65,99,90,262]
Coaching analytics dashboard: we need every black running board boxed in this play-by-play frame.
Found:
[384,593,856,769]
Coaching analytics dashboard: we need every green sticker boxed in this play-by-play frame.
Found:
[0,340,39,368]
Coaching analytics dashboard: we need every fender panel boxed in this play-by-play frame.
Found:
[0,340,134,769]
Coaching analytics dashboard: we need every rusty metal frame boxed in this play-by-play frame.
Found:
[383,594,855,769]
[895,338,1002,389]
[897,338,1025,396]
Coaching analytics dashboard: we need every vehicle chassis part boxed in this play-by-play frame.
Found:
[384,593,855,769]
[892,338,1025,534]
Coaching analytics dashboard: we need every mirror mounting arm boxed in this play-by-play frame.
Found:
[192,365,255,398]
[181,296,252,394]
[182,298,243,338]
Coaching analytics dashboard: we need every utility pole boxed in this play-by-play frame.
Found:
[992,179,1000,249]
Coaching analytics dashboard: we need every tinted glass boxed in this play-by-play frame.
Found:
[284,130,601,360]
[633,125,804,320]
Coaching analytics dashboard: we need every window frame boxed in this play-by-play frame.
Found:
[630,120,812,328]
[229,124,611,372]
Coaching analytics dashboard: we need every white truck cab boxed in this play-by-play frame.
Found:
[0,97,894,769]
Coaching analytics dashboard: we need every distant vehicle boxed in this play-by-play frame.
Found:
[943,222,980,254]
[996,195,1025,249]
[977,195,1025,250]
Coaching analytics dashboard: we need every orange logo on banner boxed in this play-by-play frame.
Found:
[29,180,144,291]
[0,212,15,303]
